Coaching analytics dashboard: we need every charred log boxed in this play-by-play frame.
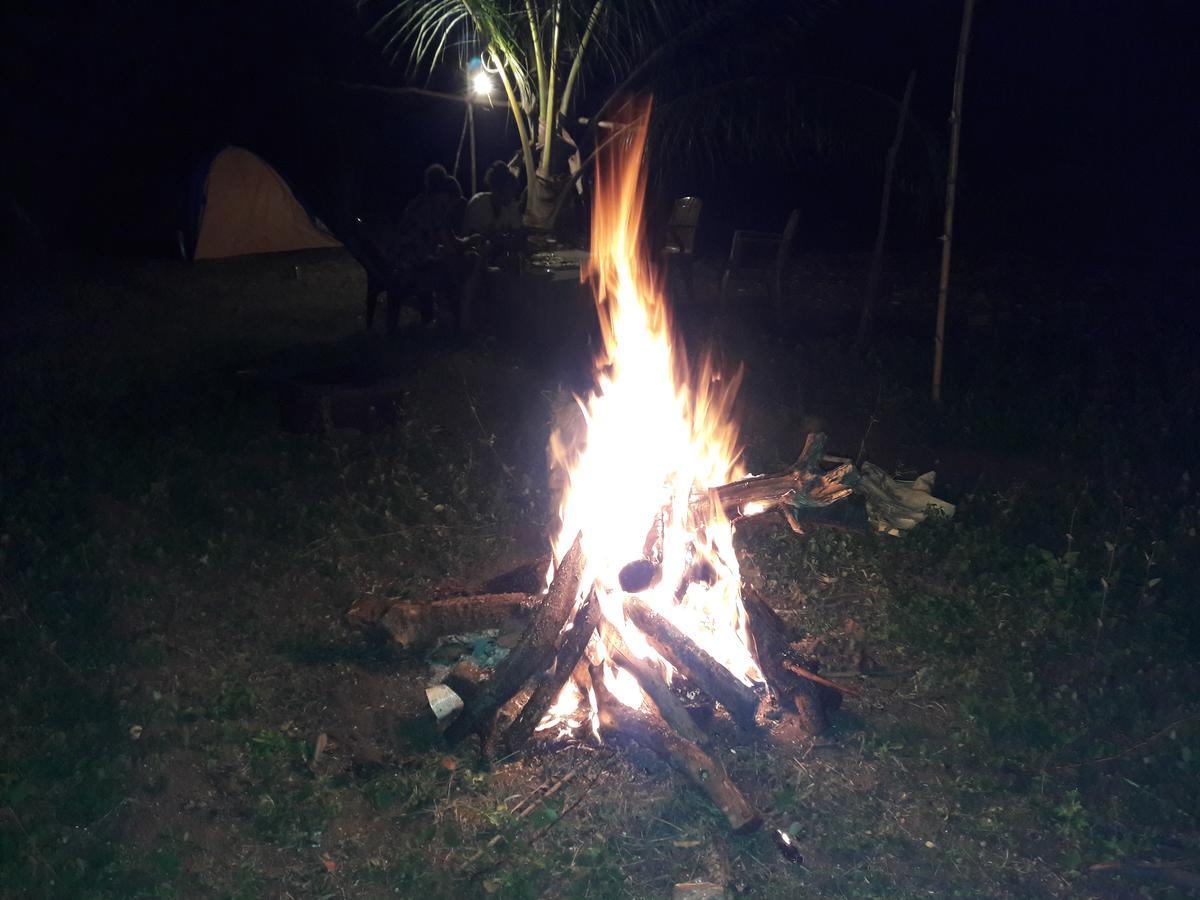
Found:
[477,555,553,595]
[600,620,708,746]
[623,595,762,731]
[590,665,762,834]
[742,590,840,734]
[699,433,855,524]
[503,590,602,753]
[445,534,586,745]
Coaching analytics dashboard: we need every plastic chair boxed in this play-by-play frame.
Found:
[718,208,801,317]
[659,197,703,301]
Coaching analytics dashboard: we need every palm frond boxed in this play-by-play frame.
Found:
[646,72,945,216]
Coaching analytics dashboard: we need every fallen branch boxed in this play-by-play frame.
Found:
[781,659,861,698]
[348,593,538,648]
[589,665,762,834]
[484,770,579,850]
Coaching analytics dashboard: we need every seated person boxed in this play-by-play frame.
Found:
[401,163,467,262]
[462,161,523,257]
[369,165,470,334]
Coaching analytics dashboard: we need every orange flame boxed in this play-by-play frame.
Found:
[547,99,761,721]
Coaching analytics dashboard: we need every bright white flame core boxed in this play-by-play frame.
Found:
[547,100,761,718]
[472,72,494,96]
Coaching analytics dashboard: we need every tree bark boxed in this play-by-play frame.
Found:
[701,433,854,523]
[741,590,838,735]
[600,620,708,745]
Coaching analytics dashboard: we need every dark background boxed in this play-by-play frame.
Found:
[3,0,1197,260]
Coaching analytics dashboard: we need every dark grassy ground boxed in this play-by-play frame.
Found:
[2,247,1198,898]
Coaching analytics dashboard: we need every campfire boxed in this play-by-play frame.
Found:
[350,101,951,833]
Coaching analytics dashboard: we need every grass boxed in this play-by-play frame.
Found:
[2,247,1199,897]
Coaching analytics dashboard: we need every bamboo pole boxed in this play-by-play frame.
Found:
[932,0,977,402]
[855,70,916,352]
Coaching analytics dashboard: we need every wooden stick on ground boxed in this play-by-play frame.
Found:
[589,665,762,834]
[503,589,602,753]
[348,593,539,648]
[600,620,707,746]
[781,658,861,698]
[446,534,586,745]
[622,595,761,731]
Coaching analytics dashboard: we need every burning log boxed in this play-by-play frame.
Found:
[623,595,762,731]
[348,593,538,648]
[600,620,708,746]
[503,589,602,753]
[702,433,855,524]
[589,665,763,834]
[445,534,586,745]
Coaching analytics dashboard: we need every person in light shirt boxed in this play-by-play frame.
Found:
[458,161,525,331]
[462,161,523,240]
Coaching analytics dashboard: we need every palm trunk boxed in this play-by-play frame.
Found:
[524,1,562,229]
[541,0,561,170]
[525,0,547,130]
[492,48,537,218]
[932,0,976,402]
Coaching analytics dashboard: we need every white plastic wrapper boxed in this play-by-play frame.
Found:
[425,684,464,726]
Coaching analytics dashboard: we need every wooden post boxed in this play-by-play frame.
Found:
[855,70,917,352]
[932,0,977,402]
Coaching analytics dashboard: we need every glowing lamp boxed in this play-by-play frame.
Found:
[471,72,494,97]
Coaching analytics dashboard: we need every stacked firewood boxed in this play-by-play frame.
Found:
[349,434,858,832]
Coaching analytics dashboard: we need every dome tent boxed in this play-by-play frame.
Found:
[187,146,340,259]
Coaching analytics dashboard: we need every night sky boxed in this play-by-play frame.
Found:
[3,0,1197,257]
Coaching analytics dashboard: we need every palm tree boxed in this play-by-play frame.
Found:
[363,1,833,226]
[363,0,940,235]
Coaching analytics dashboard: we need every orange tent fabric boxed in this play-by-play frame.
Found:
[193,147,340,259]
